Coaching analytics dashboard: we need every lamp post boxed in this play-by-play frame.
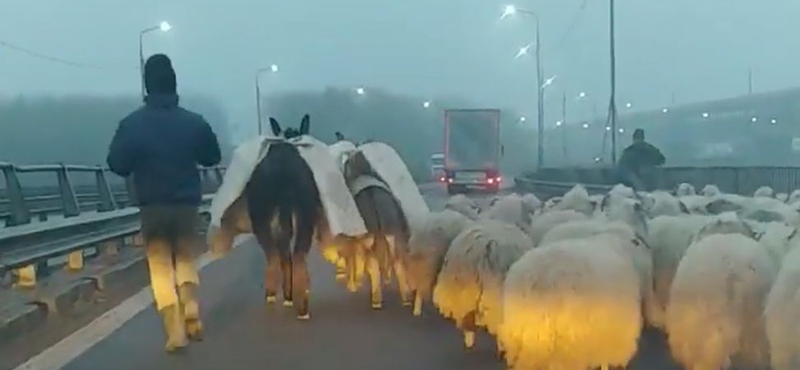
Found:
[139,21,171,97]
[503,5,545,169]
[608,0,619,164]
[255,64,279,135]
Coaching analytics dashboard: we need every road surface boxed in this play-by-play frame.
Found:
[15,183,684,370]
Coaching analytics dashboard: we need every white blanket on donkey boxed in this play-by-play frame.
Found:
[356,142,430,233]
[207,135,367,255]
[327,140,358,172]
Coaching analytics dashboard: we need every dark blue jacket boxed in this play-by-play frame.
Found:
[107,94,221,206]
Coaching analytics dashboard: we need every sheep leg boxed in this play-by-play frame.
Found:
[387,235,413,306]
[462,310,477,350]
[367,251,383,310]
[412,291,423,317]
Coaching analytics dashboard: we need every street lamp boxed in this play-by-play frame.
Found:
[139,21,172,97]
[356,87,366,96]
[504,5,545,169]
[423,101,431,109]
[255,64,279,135]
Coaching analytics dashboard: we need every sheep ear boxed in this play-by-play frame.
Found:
[678,201,690,214]
[600,194,611,212]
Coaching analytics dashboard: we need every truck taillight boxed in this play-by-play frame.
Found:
[487,178,495,185]
[439,176,446,182]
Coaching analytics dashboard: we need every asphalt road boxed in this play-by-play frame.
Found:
[24,182,687,370]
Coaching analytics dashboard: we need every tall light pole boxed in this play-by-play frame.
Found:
[504,5,545,169]
[255,64,279,135]
[139,21,171,97]
[608,0,619,164]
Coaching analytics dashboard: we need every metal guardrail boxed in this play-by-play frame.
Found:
[0,162,225,286]
[515,166,800,198]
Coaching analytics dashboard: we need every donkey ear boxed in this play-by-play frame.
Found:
[269,117,282,136]
[300,114,311,135]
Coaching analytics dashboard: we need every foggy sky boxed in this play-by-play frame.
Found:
[2,0,799,143]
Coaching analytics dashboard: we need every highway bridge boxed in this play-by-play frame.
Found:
[2,161,800,370]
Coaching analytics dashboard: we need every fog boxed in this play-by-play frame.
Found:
[2,0,799,171]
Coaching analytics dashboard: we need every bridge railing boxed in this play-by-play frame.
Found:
[0,162,225,288]
[515,166,800,197]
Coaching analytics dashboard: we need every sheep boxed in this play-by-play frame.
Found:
[528,209,589,247]
[666,231,776,370]
[646,213,755,329]
[754,185,775,198]
[777,192,789,203]
[481,194,537,233]
[550,184,595,216]
[678,195,712,215]
[432,219,534,351]
[445,194,481,220]
[646,191,690,218]
[788,189,800,205]
[405,210,472,317]
[520,193,542,214]
[609,183,637,199]
[499,226,647,370]
[763,228,800,370]
[676,182,696,197]
[702,184,721,197]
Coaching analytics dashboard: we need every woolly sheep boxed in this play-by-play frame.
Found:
[666,233,776,370]
[788,189,800,205]
[702,184,721,197]
[521,193,542,213]
[481,194,537,233]
[551,184,595,216]
[646,191,690,218]
[499,228,645,370]
[764,231,800,370]
[676,182,696,197]
[445,194,481,220]
[405,210,472,317]
[754,186,775,198]
[528,209,589,247]
[777,192,789,203]
[609,183,637,199]
[677,195,712,215]
[432,220,534,350]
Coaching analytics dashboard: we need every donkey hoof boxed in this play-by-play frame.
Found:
[297,313,311,320]
[464,331,476,350]
[283,300,294,307]
[266,295,277,304]
[371,302,383,310]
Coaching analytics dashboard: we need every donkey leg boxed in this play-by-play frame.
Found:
[413,291,423,317]
[279,253,293,307]
[461,310,478,351]
[292,252,311,320]
[264,248,281,304]
[387,235,412,307]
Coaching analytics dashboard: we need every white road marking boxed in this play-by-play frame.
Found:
[12,249,223,370]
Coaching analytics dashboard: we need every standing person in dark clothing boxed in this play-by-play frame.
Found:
[615,128,665,191]
[107,54,221,353]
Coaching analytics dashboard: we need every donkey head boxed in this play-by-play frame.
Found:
[269,114,311,140]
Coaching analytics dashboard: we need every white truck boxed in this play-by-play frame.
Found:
[443,109,502,194]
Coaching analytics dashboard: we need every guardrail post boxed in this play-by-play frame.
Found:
[66,250,84,271]
[56,164,80,218]
[14,265,36,289]
[125,176,138,206]
[94,167,117,212]
[1,163,31,226]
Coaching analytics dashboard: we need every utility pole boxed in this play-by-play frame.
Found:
[561,91,567,162]
[608,0,619,165]
[535,19,545,170]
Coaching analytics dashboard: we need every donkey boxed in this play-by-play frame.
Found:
[341,144,412,309]
[245,114,322,320]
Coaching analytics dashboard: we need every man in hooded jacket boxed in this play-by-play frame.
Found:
[615,128,665,191]
[107,54,221,352]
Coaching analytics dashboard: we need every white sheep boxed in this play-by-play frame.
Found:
[666,232,776,370]
[550,184,596,216]
[677,195,712,215]
[445,194,481,220]
[609,183,637,199]
[646,191,689,218]
[702,184,721,197]
[432,220,533,351]
[763,228,800,370]
[481,194,537,233]
[676,182,697,197]
[528,209,589,247]
[788,189,800,205]
[646,213,755,329]
[776,192,789,203]
[405,210,472,317]
[521,193,542,213]
[754,186,775,198]
[499,226,646,370]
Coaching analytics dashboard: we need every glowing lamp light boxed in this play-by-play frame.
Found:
[159,21,172,32]
[582,123,589,129]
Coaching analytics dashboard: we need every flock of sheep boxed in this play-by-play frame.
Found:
[376,182,800,370]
